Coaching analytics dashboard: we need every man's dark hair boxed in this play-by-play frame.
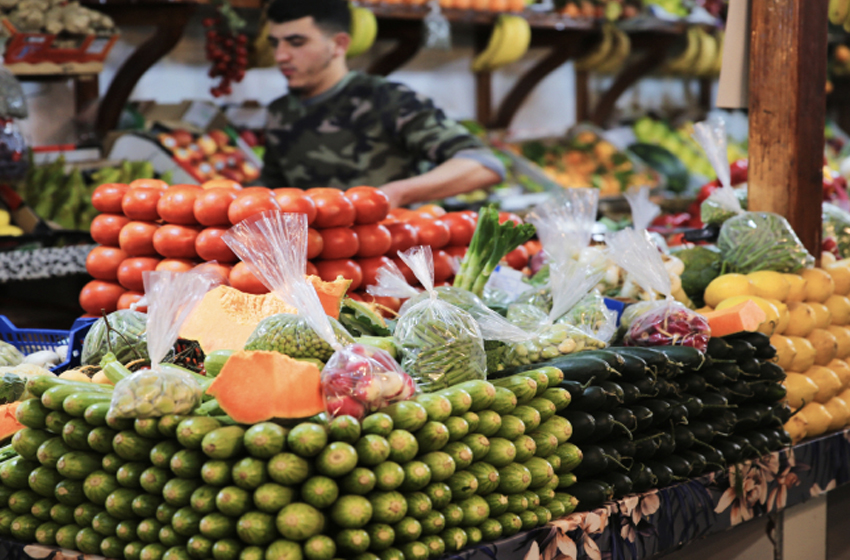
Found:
[267,0,351,34]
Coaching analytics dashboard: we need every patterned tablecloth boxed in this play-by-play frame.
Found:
[4,430,849,560]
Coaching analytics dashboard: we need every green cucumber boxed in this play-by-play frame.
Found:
[63,392,111,417]
[114,430,157,461]
[0,457,37,489]
[199,512,237,540]
[253,482,295,514]
[216,486,252,517]
[117,461,147,489]
[133,494,163,518]
[163,479,203,507]
[315,441,358,478]
[27,376,109,398]
[92,510,120,536]
[476,410,502,437]
[12,428,52,460]
[287,423,328,458]
[171,449,205,479]
[202,426,246,460]
[49,503,74,525]
[84,402,111,427]
[30,498,55,521]
[8,489,39,515]
[54,523,82,549]
[386,430,418,464]
[236,511,276,545]
[204,349,233,378]
[34,520,60,545]
[201,460,234,486]
[87,426,118,454]
[140,466,171,495]
[176,417,222,450]
[57,450,101,480]
[44,410,73,435]
[243,423,287,459]
[27,466,63,498]
[276,502,325,541]
[190,485,219,515]
[340,467,377,496]
[328,415,360,445]
[135,418,161,439]
[158,414,190,439]
[232,457,268,490]
[151,440,183,468]
[382,401,428,432]
[83,470,120,505]
[106,488,141,520]
[15,399,50,430]
[302,476,340,509]
[361,413,394,437]
[398,461,432,492]
[54,478,86,506]
[62,418,94,450]
[172,506,203,537]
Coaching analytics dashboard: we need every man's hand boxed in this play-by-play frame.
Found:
[379,158,501,208]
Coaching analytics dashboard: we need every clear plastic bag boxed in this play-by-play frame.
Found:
[557,290,618,343]
[109,270,217,419]
[607,228,711,351]
[694,116,745,225]
[244,314,354,362]
[223,211,416,419]
[393,246,486,392]
[625,187,661,231]
[526,188,599,262]
[718,212,814,273]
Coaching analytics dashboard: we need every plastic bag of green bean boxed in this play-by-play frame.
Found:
[392,246,486,392]
[717,212,814,273]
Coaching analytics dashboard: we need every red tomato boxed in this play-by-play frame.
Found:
[498,212,523,226]
[346,186,390,224]
[407,217,450,249]
[117,257,161,291]
[79,280,126,315]
[195,262,232,283]
[156,258,198,273]
[319,227,359,260]
[201,179,242,190]
[307,228,324,260]
[117,291,146,312]
[129,178,168,190]
[157,186,202,225]
[524,240,542,256]
[353,224,392,258]
[386,222,419,256]
[86,246,128,281]
[90,213,131,247]
[228,192,280,225]
[315,259,363,290]
[389,208,415,221]
[360,293,402,316]
[458,210,478,222]
[229,261,269,294]
[441,213,476,247]
[414,204,447,219]
[505,245,529,270]
[119,221,160,257]
[196,227,238,262]
[238,186,272,196]
[122,187,163,221]
[307,188,356,228]
[274,189,317,225]
[392,257,417,285]
[194,188,237,226]
[305,261,319,277]
[433,250,455,283]
[444,246,467,260]
[91,183,130,214]
[357,256,393,288]
[153,224,201,259]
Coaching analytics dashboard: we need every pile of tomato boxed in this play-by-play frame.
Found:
[80,181,531,317]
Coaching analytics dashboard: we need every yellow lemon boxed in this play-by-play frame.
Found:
[715,295,779,335]
[827,325,850,360]
[840,387,850,404]
[825,261,850,296]
[808,302,832,329]
[783,302,817,338]
[825,396,850,431]
[823,252,838,266]
[747,270,791,301]
[798,402,834,437]
[783,372,819,409]
[804,365,843,403]
[704,274,753,309]
[801,268,835,303]
[825,294,850,326]
[828,359,850,389]
[766,298,789,334]
[783,274,808,302]
[770,335,797,370]
[784,415,808,444]
[807,328,839,366]
[788,336,817,372]
[696,306,714,315]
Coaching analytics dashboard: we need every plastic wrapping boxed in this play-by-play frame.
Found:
[526,188,599,262]
[367,260,421,300]
[625,187,661,231]
[824,202,850,258]
[607,228,711,351]
[393,246,486,392]
[718,212,814,273]
[81,310,148,366]
[223,211,415,418]
[694,116,745,225]
[557,290,618,343]
[109,271,217,418]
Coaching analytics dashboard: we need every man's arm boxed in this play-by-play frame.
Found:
[380,157,501,208]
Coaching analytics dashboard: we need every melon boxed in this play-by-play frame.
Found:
[179,276,350,354]
[205,350,325,423]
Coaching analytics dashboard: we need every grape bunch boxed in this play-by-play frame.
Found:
[203,16,249,97]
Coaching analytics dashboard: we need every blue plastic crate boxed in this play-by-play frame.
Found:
[0,315,95,373]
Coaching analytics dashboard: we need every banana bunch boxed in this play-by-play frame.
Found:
[691,28,719,77]
[471,14,532,73]
[576,24,631,74]
[830,0,850,31]
[250,20,276,69]
[662,26,721,77]
[347,6,378,58]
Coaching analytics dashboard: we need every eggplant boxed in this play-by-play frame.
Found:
[700,368,729,387]
[613,347,670,377]
[742,431,770,457]
[651,345,707,372]
[578,350,626,372]
[633,433,660,461]
[728,380,756,400]
[715,363,742,382]
[667,400,689,425]
[682,394,704,418]
[654,431,676,458]
[713,437,744,463]
[644,399,673,427]
[596,471,633,498]
[698,445,726,471]
[706,338,733,360]
[589,411,616,441]
[677,450,707,476]
[560,380,585,403]
[738,357,762,376]
[727,434,761,459]
[619,382,641,405]
[673,426,695,450]
[701,392,730,408]
[633,377,660,397]
[727,339,757,360]
[561,411,596,443]
[572,445,609,477]
[707,409,738,434]
[676,373,708,395]
[645,461,674,487]
[772,403,793,424]
[656,378,679,398]
[761,428,785,452]
[688,420,716,444]
[756,345,777,361]
[730,332,770,352]
[599,381,625,410]
[608,437,636,461]
[569,480,614,511]
[611,407,638,433]
[614,353,651,380]
[751,381,787,404]
[629,405,654,432]
[572,386,608,412]
[736,404,771,431]
[758,362,786,382]
[658,454,692,478]
[629,463,657,493]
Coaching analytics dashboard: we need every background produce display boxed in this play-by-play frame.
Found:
[155,129,260,185]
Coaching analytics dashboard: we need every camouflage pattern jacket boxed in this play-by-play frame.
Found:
[260,71,504,189]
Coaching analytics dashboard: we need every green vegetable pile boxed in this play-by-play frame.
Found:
[244,314,354,362]
[718,212,814,273]
[0,342,23,368]
[674,246,722,308]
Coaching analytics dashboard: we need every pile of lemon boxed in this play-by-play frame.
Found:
[701,258,850,443]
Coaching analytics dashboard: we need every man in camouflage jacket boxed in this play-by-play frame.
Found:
[260,0,505,207]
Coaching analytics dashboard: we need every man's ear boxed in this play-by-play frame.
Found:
[333,32,351,57]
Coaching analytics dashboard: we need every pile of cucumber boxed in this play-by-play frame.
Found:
[496,332,791,511]
[0,366,582,560]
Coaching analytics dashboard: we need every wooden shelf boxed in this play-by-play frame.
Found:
[7,61,103,77]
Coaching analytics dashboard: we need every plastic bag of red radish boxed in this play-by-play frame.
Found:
[623,301,710,350]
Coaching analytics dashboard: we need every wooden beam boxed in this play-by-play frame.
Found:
[748,0,828,257]
[367,18,423,76]
[474,26,493,126]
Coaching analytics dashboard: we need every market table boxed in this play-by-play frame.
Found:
[1,427,847,560]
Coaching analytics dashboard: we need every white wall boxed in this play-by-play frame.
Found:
[15,12,704,147]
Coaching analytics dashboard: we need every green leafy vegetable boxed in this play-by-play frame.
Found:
[0,373,25,404]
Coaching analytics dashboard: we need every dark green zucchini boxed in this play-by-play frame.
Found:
[676,374,707,395]
[650,346,706,372]
[726,339,756,360]
[570,386,608,413]
[644,461,673,487]
[569,480,613,511]
[706,338,732,360]
[618,383,641,405]
[677,450,707,476]
[628,463,656,493]
[577,350,626,373]
[653,431,675,459]
[595,472,632,499]
[673,426,695,450]
[628,406,653,432]
[598,382,624,411]
[632,434,660,461]
[559,411,595,443]
[611,408,638,433]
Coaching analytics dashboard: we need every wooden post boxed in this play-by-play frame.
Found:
[747,0,828,257]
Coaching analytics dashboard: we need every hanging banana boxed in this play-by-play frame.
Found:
[663,26,701,75]
[830,0,850,26]
[692,28,718,77]
[347,6,378,58]
[575,23,615,72]
[471,14,531,73]
[595,27,631,74]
